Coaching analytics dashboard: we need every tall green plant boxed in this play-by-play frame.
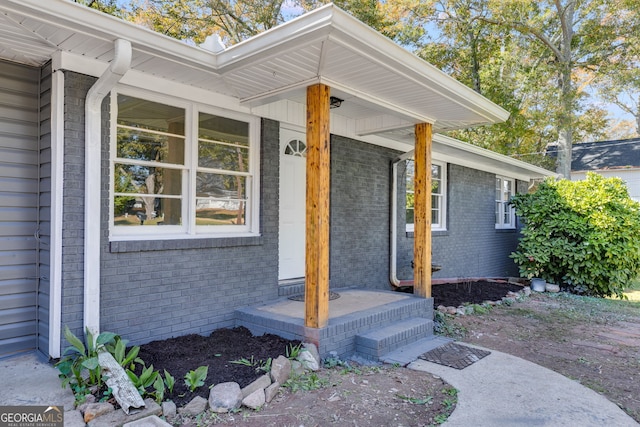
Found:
[510,173,640,298]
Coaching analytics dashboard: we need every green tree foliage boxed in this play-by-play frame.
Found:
[510,173,640,298]
[420,0,639,174]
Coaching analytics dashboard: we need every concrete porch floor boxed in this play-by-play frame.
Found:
[235,287,436,360]
[256,288,412,319]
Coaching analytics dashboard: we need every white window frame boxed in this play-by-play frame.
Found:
[406,160,447,232]
[109,87,261,240]
[495,175,516,229]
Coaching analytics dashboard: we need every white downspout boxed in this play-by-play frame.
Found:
[390,150,415,287]
[84,39,132,337]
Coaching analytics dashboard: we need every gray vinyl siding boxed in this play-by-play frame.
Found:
[397,163,526,280]
[0,60,40,356]
[37,62,52,354]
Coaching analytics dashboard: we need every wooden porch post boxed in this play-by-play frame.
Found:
[305,83,331,328]
[414,123,433,298]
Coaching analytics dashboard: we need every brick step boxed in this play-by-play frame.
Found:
[355,317,433,360]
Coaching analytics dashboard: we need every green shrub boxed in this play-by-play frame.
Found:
[510,173,640,298]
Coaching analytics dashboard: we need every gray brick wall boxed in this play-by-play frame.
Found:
[330,135,400,290]
[60,71,95,342]
[60,71,280,346]
[397,163,525,280]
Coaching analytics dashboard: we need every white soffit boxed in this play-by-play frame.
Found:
[0,0,509,136]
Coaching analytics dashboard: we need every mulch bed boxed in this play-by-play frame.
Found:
[136,327,300,407]
[432,280,523,307]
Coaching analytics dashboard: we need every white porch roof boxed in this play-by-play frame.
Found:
[0,1,507,135]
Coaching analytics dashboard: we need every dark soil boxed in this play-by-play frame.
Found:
[136,327,300,407]
[432,280,523,306]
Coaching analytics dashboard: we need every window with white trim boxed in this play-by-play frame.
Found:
[495,176,516,229]
[110,91,259,239]
[406,160,446,232]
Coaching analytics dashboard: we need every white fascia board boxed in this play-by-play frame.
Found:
[54,51,251,115]
[3,0,218,70]
[433,134,556,180]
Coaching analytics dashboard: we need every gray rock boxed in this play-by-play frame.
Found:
[545,283,560,293]
[83,402,115,423]
[264,381,280,403]
[523,286,532,296]
[241,374,271,398]
[455,307,466,316]
[123,415,172,427]
[298,349,319,371]
[64,410,86,427]
[208,382,242,413]
[242,389,265,410]
[302,343,320,365]
[88,399,161,427]
[446,306,457,315]
[270,356,291,385]
[177,396,207,417]
[436,305,447,313]
[161,401,176,421]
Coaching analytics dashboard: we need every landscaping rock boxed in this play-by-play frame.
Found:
[446,306,457,315]
[177,396,207,417]
[242,389,265,410]
[64,410,86,427]
[241,373,271,398]
[270,355,291,384]
[437,305,447,313]
[545,283,560,293]
[264,381,280,403]
[161,400,177,422]
[298,343,320,371]
[83,402,115,423]
[123,415,172,427]
[88,399,161,427]
[303,343,320,365]
[208,382,242,413]
[455,307,466,316]
[523,286,532,296]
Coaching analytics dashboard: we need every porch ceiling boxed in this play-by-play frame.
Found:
[0,1,509,145]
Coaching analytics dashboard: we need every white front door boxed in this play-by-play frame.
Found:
[278,128,307,280]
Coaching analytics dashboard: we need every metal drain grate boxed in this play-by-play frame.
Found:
[288,291,341,301]
[419,343,490,370]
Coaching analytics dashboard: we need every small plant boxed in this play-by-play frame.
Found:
[258,357,272,373]
[286,343,303,359]
[127,363,159,395]
[56,326,118,391]
[231,356,256,367]
[152,375,165,404]
[105,335,142,371]
[184,366,208,392]
[163,369,175,394]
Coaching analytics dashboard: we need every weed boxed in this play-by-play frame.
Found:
[433,413,449,424]
[231,356,256,367]
[397,394,433,405]
[163,369,175,394]
[284,372,329,393]
[433,311,467,339]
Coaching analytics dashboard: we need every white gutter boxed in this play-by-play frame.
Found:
[390,150,415,287]
[49,70,65,358]
[84,39,131,337]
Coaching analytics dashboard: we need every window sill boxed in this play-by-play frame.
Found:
[405,229,448,238]
[109,235,263,253]
[495,227,517,233]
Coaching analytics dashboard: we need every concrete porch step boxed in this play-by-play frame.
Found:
[356,317,433,360]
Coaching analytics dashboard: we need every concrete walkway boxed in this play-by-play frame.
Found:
[0,352,75,410]
[1,345,638,427]
[409,343,639,427]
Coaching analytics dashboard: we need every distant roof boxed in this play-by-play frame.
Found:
[570,138,640,171]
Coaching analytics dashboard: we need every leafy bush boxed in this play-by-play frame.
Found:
[510,173,640,298]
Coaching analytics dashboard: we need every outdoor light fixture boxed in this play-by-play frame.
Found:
[329,96,343,109]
